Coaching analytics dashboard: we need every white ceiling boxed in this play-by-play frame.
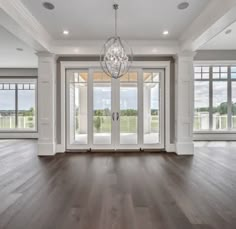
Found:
[201,20,236,50]
[0,25,38,68]
[21,0,209,40]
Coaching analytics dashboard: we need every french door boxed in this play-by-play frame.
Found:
[66,68,164,151]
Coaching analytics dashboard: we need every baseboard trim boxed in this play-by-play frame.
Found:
[165,144,176,153]
[56,144,65,153]
[176,142,194,155]
[38,142,56,156]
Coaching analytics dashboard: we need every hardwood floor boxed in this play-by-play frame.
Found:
[0,140,236,229]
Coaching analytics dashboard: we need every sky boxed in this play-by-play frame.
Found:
[0,90,35,111]
[93,86,159,110]
[195,81,236,108]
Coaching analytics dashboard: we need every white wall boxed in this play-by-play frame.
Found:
[0,68,37,77]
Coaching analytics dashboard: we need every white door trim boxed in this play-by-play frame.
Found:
[58,61,173,152]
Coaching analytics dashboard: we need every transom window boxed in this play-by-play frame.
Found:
[194,66,236,131]
[0,79,37,131]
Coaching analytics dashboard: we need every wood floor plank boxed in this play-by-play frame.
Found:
[0,140,236,229]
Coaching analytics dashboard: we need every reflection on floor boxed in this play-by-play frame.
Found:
[75,133,159,145]
[0,140,236,229]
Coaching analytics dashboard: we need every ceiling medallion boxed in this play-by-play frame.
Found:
[100,3,133,79]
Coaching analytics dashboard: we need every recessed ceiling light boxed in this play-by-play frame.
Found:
[63,30,69,35]
[178,2,189,10]
[16,48,23,51]
[225,29,232,35]
[43,2,55,10]
[163,30,169,35]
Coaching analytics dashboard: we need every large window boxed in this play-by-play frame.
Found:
[0,79,37,131]
[194,66,236,131]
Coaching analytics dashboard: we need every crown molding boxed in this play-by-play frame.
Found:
[180,0,236,51]
[0,0,52,51]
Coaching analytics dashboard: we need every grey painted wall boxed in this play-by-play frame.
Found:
[0,68,38,77]
[195,50,236,61]
[56,56,176,146]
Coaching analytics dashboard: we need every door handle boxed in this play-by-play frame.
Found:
[112,112,115,121]
[116,112,119,121]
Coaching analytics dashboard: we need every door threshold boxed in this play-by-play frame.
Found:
[66,148,166,154]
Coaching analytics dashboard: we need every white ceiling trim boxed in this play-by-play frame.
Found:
[180,0,236,51]
[0,0,52,51]
[1,0,236,56]
[51,39,179,55]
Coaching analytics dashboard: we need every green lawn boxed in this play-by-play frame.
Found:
[92,115,159,133]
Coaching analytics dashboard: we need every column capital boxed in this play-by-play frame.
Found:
[174,51,197,61]
[36,51,57,60]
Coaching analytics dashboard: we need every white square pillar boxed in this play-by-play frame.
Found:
[37,52,57,156]
[175,52,195,155]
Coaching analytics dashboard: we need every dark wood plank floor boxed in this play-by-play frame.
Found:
[0,140,236,229]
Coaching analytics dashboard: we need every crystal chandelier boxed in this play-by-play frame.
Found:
[100,3,133,79]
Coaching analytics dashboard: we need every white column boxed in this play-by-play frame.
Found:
[175,52,195,155]
[37,52,57,156]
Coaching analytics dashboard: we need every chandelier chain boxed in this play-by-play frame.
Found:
[114,4,118,37]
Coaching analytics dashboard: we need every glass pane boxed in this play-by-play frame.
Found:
[231,67,236,73]
[194,67,201,73]
[202,73,209,79]
[93,75,111,145]
[153,73,159,82]
[232,82,236,129]
[68,72,88,145]
[72,82,88,144]
[144,79,160,144]
[194,81,209,130]
[129,72,138,81]
[30,84,35,90]
[213,73,220,79]
[120,74,129,81]
[221,67,228,73]
[120,84,138,145]
[231,73,236,79]
[195,73,201,79]
[144,73,153,82]
[212,82,228,130]
[0,87,16,129]
[213,67,220,72]
[202,67,209,73]
[18,83,36,130]
[220,73,227,79]
[93,72,110,82]
[10,84,16,90]
[18,84,23,90]
[4,84,9,90]
[23,84,30,90]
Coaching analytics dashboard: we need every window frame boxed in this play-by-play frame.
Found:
[194,64,236,133]
[0,78,38,133]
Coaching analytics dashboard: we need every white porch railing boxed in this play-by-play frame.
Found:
[0,116,35,129]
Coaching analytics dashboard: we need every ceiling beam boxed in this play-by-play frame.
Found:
[180,0,236,51]
[0,0,52,52]
[51,40,179,56]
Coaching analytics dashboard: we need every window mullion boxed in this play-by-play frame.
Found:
[228,66,232,129]
[15,83,18,128]
[209,67,213,130]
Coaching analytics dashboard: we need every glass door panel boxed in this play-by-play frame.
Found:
[67,70,88,146]
[93,72,112,145]
[66,68,165,151]
[143,72,160,144]
[119,72,138,145]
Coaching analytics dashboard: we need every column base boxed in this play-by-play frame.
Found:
[38,142,56,156]
[176,142,194,155]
